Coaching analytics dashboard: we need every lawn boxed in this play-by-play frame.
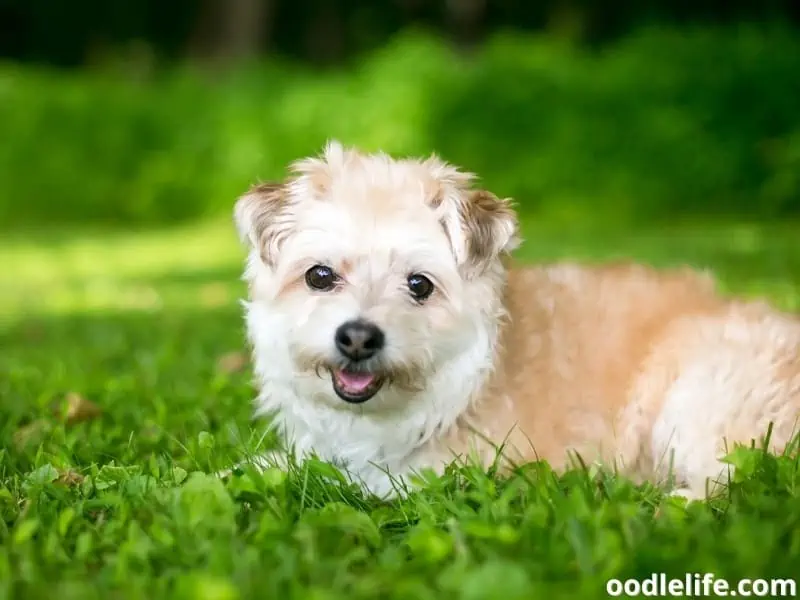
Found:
[1,214,799,599]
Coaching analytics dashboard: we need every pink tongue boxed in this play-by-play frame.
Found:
[335,370,376,393]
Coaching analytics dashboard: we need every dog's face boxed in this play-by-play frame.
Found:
[235,141,519,410]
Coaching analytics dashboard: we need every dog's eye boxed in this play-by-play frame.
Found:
[407,273,434,302]
[305,265,338,291]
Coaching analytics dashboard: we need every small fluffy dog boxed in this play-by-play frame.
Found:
[232,141,800,499]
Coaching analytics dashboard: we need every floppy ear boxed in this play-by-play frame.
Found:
[233,181,291,268]
[460,189,520,272]
[439,188,520,278]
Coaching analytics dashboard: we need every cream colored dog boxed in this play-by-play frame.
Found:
[232,141,800,500]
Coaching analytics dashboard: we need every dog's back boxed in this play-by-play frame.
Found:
[480,261,800,498]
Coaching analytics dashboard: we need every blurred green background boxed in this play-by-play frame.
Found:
[1,0,799,229]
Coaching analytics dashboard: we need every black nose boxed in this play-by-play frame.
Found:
[334,320,385,361]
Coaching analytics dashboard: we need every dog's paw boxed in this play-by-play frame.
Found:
[666,487,706,503]
[666,483,728,503]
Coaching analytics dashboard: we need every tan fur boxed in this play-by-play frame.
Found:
[451,264,723,464]
[436,262,800,496]
[234,142,800,500]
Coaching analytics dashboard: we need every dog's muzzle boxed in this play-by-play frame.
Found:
[330,319,387,403]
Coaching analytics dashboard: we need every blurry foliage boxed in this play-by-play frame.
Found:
[431,25,800,222]
[0,25,799,228]
[1,0,798,67]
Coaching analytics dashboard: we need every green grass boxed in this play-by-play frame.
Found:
[2,215,800,599]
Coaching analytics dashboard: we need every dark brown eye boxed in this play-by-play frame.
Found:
[407,273,434,302]
[305,265,337,291]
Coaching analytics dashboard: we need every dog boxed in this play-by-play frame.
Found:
[231,140,800,500]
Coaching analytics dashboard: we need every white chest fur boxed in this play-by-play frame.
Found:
[244,300,497,497]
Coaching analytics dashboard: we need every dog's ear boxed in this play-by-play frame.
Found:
[461,189,520,271]
[438,188,520,278]
[234,181,291,268]
[422,155,519,278]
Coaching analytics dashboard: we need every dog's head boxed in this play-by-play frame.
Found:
[235,141,519,409]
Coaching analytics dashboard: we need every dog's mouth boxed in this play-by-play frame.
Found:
[331,367,385,404]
